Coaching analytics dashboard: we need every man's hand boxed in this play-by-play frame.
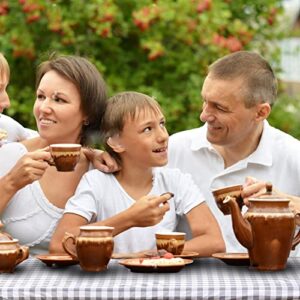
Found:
[83,148,120,173]
[242,176,267,206]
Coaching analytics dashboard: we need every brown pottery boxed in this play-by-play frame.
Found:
[224,183,300,271]
[212,184,243,215]
[63,226,114,272]
[49,143,81,172]
[0,239,29,273]
[155,232,185,255]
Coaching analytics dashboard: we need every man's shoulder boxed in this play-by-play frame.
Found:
[268,124,300,148]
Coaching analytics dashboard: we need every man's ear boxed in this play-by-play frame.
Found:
[255,103,271,121]
[107,136,125,153]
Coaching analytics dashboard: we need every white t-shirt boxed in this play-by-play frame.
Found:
[0,114,37,142]
[168,120,300,256]
[64,167,205,253]
[0,143,63,255]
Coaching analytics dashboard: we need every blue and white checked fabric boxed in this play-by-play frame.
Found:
[0,257,300,299]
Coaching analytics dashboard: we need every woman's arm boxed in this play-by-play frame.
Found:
[185,202,225,256]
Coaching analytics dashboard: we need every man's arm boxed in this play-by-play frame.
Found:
[184,202,225,257]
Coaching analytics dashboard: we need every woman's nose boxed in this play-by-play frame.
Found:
[39,98,53,112]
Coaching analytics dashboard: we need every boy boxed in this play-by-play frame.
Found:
[50,91,225,255]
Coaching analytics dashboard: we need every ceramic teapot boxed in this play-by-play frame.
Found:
[224,183,300,271]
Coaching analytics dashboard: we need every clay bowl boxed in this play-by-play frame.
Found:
[212,185,243,215]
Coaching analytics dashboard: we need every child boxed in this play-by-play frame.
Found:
[0,52,36,142]
[50,91,225,256]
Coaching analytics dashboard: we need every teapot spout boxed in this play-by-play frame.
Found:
[224,196,253,249]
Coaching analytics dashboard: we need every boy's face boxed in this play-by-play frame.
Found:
[0,72,10,113]
[118,107,169,168]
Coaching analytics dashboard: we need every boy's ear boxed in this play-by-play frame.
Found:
[107,136,125,153]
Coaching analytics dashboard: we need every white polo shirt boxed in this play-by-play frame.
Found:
[168,120,300,256]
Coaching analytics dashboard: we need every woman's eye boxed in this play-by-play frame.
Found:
[37,94,45,100]
[53,96,66,103]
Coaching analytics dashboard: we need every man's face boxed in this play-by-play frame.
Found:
[0,73,10,113]
[200,75,260,149]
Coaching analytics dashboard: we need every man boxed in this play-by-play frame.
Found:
[168,51,300,255]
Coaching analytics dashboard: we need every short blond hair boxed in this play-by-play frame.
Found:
[0,53,10,80]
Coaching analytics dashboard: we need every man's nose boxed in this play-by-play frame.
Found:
[200,104,215,123]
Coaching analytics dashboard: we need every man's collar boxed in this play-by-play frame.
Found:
[191,121,273,166]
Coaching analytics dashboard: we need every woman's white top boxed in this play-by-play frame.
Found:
[0,142,63,255]
[64,168,205,253]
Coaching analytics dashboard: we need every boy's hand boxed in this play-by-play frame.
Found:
[129,193,174,227]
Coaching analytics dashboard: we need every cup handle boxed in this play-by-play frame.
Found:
[16,246,29,265]
[62,232,78,259]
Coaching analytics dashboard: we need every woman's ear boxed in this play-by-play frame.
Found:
[107,136,125,153]
[255,103,271,121]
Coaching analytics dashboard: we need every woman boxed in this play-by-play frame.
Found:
[0,55,107,254]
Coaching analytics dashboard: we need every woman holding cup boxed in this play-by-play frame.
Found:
[0,55,107,254]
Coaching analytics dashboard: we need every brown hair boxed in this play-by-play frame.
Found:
[101,91,162,165]
[208,51,277,107]
[0,53,10,80]
[36,54,107,145]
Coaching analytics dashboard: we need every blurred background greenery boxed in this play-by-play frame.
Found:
[0,0,299,139]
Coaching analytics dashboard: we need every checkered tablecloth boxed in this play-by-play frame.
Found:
[0,257,300,300]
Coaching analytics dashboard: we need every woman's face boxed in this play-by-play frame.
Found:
[33,70,86,144]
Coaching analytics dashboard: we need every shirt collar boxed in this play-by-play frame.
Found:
[190,120,273,166]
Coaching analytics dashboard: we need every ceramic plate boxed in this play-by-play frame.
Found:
[35,254,79,267]
[212,252,250,266]
[119,258,193,273]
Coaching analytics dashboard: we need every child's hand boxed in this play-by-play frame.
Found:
[129,193,173,227]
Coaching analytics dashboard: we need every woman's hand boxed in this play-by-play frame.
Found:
[4,149,51,192]
[82,148,120,173]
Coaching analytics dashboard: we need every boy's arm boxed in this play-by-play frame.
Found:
[49,194,172,254]
[184,202,225,257]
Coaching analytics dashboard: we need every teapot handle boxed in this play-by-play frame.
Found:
[62,232,78,259]
[292,217,300,249]
[16,246,29,266]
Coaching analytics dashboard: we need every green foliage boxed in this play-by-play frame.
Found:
[0,0,291,136]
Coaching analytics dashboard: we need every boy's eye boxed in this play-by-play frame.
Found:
[160,120,166,127]
[143,127,151,133]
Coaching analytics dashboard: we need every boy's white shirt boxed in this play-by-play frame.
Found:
[64,167,205,253]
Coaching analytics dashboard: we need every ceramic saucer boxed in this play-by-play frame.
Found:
[35,254,79,267]
[212,252,250,266]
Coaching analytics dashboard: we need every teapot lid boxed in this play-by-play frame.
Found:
[253,182,289,201]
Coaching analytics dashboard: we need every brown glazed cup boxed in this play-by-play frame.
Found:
[212,184,243,215]
[155,232,186,255]
[62,226,114,272]
[0,239,29,273]
[49,144,81,172]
